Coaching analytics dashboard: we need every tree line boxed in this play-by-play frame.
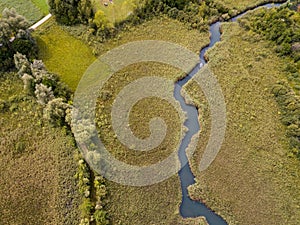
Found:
[48,0,232,43]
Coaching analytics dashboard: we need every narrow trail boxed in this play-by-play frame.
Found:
[29,13,52,30]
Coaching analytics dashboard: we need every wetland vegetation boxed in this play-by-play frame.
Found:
[0,0,299,224]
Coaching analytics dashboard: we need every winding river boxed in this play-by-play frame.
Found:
[175,2,284,224]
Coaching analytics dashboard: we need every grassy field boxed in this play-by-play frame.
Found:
[35,15,209,224]
[92,0,139,24]
[0,73,80,225]
[214,0,284,11]
[31,0,49,14]
[89,17,210,225]
[0,0,48,23]
[35,18,96,91]
[184,22,300,225]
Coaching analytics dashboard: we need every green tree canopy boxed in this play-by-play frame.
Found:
[0,8,37,71]
[49,0,93,25]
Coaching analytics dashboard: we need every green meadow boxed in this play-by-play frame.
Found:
[0,0,48,23]
[92,0,139,23]
[35,19,96,91]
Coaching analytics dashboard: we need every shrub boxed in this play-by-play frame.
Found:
[94,210,109,225]
[79,198,93,220]
[0,99,8,113]
[14,52,31,77]
[43,98,71,127]
[93,10,110,31]
[21,73,35,94]
[271,82,300,157]
[94,175,110,225]
[14,141,26,154]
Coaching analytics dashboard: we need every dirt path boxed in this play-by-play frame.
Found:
[29,14,52,30]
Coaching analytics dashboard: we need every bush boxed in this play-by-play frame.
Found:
[271,82,300,157]
[79,198,93,220]
[14,52,31,77]
[21,74,35,94]
[93,10,110,30]
[94,210,109,225]
[43,98,71,127]
[14,141,26,154]
[0,99,8,113]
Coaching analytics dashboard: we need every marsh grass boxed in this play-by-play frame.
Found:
[96,16,209,55]
[34,15,210,224]
[90,17,210,224]
[184,23,300,225]
[96,62,183,167]
[213,0,284,11]
[0,72,80,224]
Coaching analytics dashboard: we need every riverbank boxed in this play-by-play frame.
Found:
[185,22,300,225]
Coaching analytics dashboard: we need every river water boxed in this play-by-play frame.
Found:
[175,2,284,225]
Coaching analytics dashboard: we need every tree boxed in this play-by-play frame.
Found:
[14,52,31,77]
[49,0,93,25]
[93,10,109,30]
[48,0,80,25]
[0,8,37,71]
[34,83,54,105]
[21,73,35,94]
[43,98,71,126]
[78,0,94,24]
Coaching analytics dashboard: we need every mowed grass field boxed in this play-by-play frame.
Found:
[184,23,300,225]
[35,18,96,91]
[0,0,48,23]
[0,73,80,225]
[31,0,49,14]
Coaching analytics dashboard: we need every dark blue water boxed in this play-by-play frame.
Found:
[175,2,285,224]
[174,20,225,225]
